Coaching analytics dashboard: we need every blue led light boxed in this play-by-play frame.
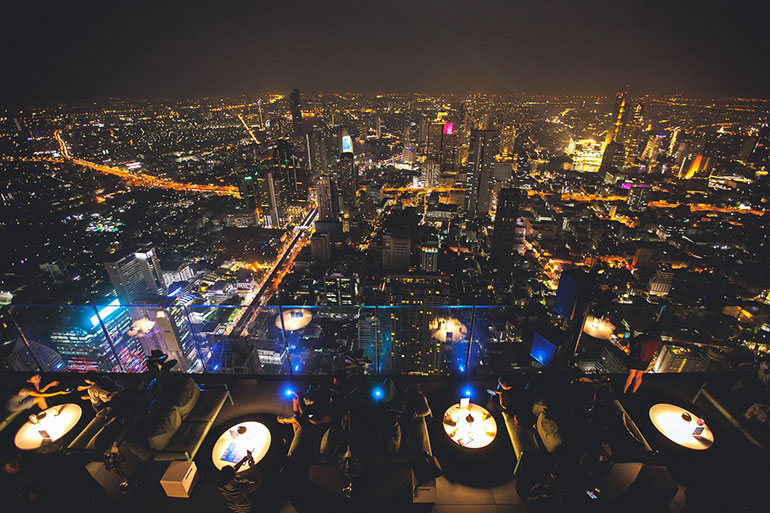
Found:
[283,387,296,398]
[372,386,384,400]
[294,364,300,372]
[462,386,473,397]
[458,364,465,373]
[212,364,220,371]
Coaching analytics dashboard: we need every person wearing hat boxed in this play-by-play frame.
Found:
[146,349,177,373]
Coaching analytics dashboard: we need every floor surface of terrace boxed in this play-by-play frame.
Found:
[0,371,766,513]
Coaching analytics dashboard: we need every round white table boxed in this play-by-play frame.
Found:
[14,403,82,451]
[649,403,714,450]
[275,309,313,331]
[442,402,497,449]
[211,421,271,471]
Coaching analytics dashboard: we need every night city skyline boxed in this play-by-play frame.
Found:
[2,0,770,103]
[2,3,770,512]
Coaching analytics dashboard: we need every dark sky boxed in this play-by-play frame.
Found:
[2,0,768,103]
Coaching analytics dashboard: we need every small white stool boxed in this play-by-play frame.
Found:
[160,461,199,498]
[411,469,437,503]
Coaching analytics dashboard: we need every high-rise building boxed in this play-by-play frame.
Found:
[600,140,626,170]
[499,125,516,157]
[238,163,286,227]
[383,231,412,272]
[129,294,198,372]
[652,344,730,373]
[627,185,651,211]
[641,135,663,163]
[311,232,332,263]
[265,167,288,227]
[257,99,264,128]
[622,100,646,165]
[420,237,439,273]
[338,129,358,216]
[749,124,770,169]
[274,140,307,205]
[490,187,522,266]
[356,311,379,369]
[649,270,674,296]
[605,86,628,147]
[632,246,658,270]
[324,263,359,305]
[381,274,451,375]
[307,129,328,174]
[289,89,303,138]
[317,174,338,222]
[418,117,429,153]
[422,159,440,187]
[465,129,500,219]
[426,122,456,171]
[105,244,166,302]
[50,299,145,372]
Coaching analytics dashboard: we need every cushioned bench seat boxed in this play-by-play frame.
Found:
[68,379,231,463]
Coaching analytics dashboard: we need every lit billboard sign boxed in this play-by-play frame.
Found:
[341,135,353,153]
[89,298,122,327]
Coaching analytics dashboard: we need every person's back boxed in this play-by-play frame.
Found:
[624,322,663,394]
[218,478,254,513]
[628,333,662,370]
[217,458,260,513]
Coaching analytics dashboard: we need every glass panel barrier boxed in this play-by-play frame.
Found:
[275,306,372,375]
[8,304,125,372]
[0,303,758,377]
[378,306,474,376]
[469,306,534,377]
[1,307,40,372]
[186,304,288,374]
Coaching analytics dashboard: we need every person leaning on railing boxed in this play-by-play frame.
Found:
[623,322,663,394]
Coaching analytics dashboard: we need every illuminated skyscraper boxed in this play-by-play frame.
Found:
[104,244,166,303]
[426,122,456,172]
[622,100,645,166]
[627,185,651,211]
[427,122,444,159]
[749,124,770,169]
[605,86,628,147]
[490,187,522,266]
[338,129,358,216]
[422,159,440,187]
[50,299,144,372]
[465,129,500,219]
[274,140,307,205]
[129,294,198,372]
[499,125,516,157]
[239,163,287,228]
[307,128,328,174]
[317,173,338,221]
[641,135,664,163]
[420,237,439,273]
[382,274,451,375]
[289,89,303,138]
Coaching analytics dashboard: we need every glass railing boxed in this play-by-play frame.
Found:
[0,303,755,376]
